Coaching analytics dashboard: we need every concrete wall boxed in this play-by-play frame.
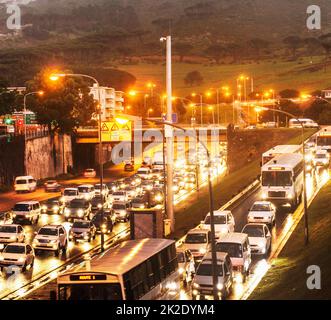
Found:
[227,128,303,173]
[25,134,73,180]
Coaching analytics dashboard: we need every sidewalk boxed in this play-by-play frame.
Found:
[250,178,331,300]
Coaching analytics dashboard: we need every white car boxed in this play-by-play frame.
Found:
[183,228,211,261]
[110,191,128,202]
[0,243,35,272]
[313,150,330,167]
[33,225,68,256]
[0,224,25,245]
[202,210,235,238]
[14,176,37,193]
[136,167,151,180]
[94,184,109,198]
[78,185,95,201]
[242,224,271,256]
[112,201,131,222]
[61,188,79,204]
[248,201,276,227]
[83,168,96,178]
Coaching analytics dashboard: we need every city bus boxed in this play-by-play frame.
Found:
[261,153,304,209]
[55,238,180,300]
[317,126,331,153]
[262,145,302,165]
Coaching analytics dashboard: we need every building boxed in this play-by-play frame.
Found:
[322,89,331,99]
[89,84,124,121]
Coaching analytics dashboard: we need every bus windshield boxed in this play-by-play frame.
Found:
[262,171,292,187]
[58,283,123,300]
[317,136,331,146]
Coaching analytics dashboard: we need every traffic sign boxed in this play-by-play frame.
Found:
[162,113,178,124]
[101,120,132,142]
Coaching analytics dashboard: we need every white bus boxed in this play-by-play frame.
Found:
[289,118,319,129]
[261,153,304,209]
[55,238,180,300]
[262,145,302,165]
[317,127,331,153]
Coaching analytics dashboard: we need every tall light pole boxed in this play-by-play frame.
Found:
[161,36,175,233]
[192,93,203,126]
[50,73,105,251]
[256,106,309,245]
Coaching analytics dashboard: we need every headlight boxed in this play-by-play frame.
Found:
[97,204,102,209]
[84,195,89,200]
[199,248,206,255]
[78,209,84,216]
[155,195,163,202]
[65,208,70,214]
[0,256,4,261]
[217,283,223,291]
[193,283,200,289]
[261,192,267,200]
[287,194,293,199]
[42,205,47,211]
[18,257,25,263]
[50,239,58,244]
[33,239,38,244]
[178,267,184,275]
[258,242,265,248]
[60,197,65,203]
[306,165,312,171]
[53,206,59,212]
[10,235,16,240]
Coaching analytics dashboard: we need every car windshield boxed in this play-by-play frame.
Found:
[138,170,147,174]
[216,242,243,258]
[38,228,58,236]
[177,252,185,263]
[242,225,265,237]
[46,199,59,205]
[0,226,16,233]
[70,201,88,208]
[262,171,292,187]
[4,245,25,254]
[78,187,91,193]
[251,204,270,211]
[64,190,78,196]
[73,221,90,229]
[95,185,105,190]
[316,154,327,159]
[204,215,226,225]
[86,169,94,172]
[112,204,126,210]
[46,181,56,184]
[185,233,207,244]
[113,192,124,196]
[13,204,29,211]
[15,180,27,185]
[91,197,102,204]
[196,264,223,276]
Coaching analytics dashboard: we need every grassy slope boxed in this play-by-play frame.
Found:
[174,130,316,239]
[250,178,331,300]
[120,56,331,96]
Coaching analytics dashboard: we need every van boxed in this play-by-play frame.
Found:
[216,232,251,282]
[192,252,233,300]
[77,185,95,201]
[136,167,151,180]
[61,188,79,204]
[14,176,37,193]
[12,201,41,225]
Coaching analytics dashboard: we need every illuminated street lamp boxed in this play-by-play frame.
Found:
[192,92,203,126]
[50,72,106,252]
[147,108,154,117]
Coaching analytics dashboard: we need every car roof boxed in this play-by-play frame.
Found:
[64,187,78,191]
[40,224,63,229]
[15,176,34,179]
[243,223,266,229]
[252,201,272,206]
[218,232,248,244]
[78,184,94,188]
[5,242,27,247]
[206,210,231,216]
[187,228,209,234]
[15,201,39,205]
[0,224,19,228]
[203,252,228,262]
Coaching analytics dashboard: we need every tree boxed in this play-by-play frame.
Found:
[248,38,269,60]
[26,68,96,134]
[173,43,193,62]
[0,79,21,116]
[204,44,226,64]
[304,37,322,63]
[283,36,303,58]
[319,33,331,71]
[279,89,300,99]
[184,71,203,87]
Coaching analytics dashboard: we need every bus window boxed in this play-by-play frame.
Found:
[262,171,292,187]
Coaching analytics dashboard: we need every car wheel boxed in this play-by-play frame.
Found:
[30,258,34,268]
[54,247,60,257]
[63,242,67,252]
[22,263,27,272]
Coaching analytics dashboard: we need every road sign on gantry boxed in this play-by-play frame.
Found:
[101,121,132,142]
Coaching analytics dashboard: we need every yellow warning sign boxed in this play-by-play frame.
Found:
[101,121,132,142]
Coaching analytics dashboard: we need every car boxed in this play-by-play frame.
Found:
[91,195,109,213]
[136,167,152,180]
[151,168,163,179]
[242,224,272,257]
[14,176,37,193]
[202,211,235,238]
[216,233,251,282]
[91,211,114,234]
[183,228,211,262]
[94,184,109,198]
[69,220,96,243]
[61,188,79,204]
[110,191,128,203]
[124,186,137,200]
[131,196,149,209]
[64,199,92,222]
[106,182,119,193]
[0,243,35,272]
[12,201,41,225]
[192,252,233,300]
[83,168,96,178]
[112,201,131,222]
[150,189,164,206]
[247,201,276,227]
[78,184,95,201]
[141,180,154,192]
[124,162,135,172]
[313,149,330,167]
[44,180,61,192]
[176,248,196,286]
[41,199,64,215]
[0,224,25,246]
[33,225,68,256]
[0,212,13,225]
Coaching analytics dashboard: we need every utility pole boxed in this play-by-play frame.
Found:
[161,35,175,233]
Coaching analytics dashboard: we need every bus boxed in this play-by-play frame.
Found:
[55,238,180,300]
[317,127,331,153]
[261,153,304,209]
[289,118,319,129]
[262,145,302,165]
